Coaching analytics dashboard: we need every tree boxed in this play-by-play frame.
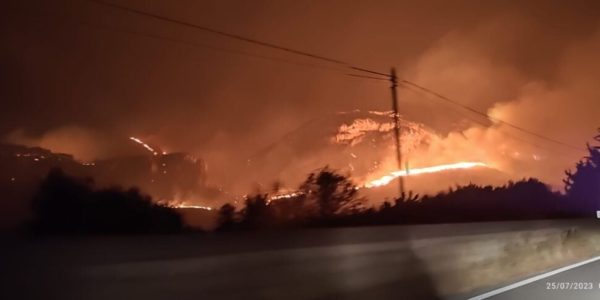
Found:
[299,167,364,217]
[31,168,92,234]
[564,129,600,215]
[239,194,272,229]
[31,168,183,234]
[217,203,236,231]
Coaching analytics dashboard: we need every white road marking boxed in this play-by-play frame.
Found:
[469,256,600,299]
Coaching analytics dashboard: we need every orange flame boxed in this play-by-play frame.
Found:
[364,162,488,188]
[266,162,490,201]
[173,203,213,210]
[160,199,213,210]
[129,137,158,156]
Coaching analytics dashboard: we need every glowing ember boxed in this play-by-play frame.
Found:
[364,162,488,188]
[269,191,304,201]
[174,204,213,210]
[129,136,158,156]
[331,113,437,154]
[333,118,394,145]
[263,162,490,202]
[159,198,213,210]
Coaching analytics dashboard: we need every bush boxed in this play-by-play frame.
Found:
[31,168,183,235]
[564,129,600,215]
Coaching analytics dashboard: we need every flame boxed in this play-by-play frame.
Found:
[332,114,436,154]
[269,191,304,201]
[162,199,213,210]
[157,197,213,210]
[129,136,158,156]
[364,161,488,188]
[265,162,490,202]
[333,118,395,145]
[173,203,213,210]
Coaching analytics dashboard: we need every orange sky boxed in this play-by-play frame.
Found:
[2,0,600,193]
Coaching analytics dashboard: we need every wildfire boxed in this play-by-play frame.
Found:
[269,191,304,201]
[129,137,158,156]
[332,113,436,154]
[174,203,213,210]
[163,200,213,210]
[157,198,213,210]
[333,118,395,145]
[262,162,490,202]
[364,161,488,188]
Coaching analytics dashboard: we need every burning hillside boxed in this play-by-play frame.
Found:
[238,110,509,201]
[2,111,551,209]
[363,161,488,188]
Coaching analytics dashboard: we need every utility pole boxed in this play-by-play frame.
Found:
[390,68,405,197]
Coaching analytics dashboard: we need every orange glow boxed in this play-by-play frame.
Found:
[173,203,213,210]
[158,198,213,210]
[333,118,394,145]
[265,162,490,202]
[364,162,489,188]
[269,191,303,201]
[129,137,158,156]
[166,200,213,210]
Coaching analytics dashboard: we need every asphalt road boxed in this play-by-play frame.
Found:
[468,257,600,300]
[0,220,594,300]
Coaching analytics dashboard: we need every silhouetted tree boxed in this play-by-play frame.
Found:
[396,191,420,203]
[238,194,273,230]
[564,129,600,215]
[269,195,315,225]
[216,159,586,231]
[298,167,364,218]
[217,203,237,231]
[410,179,562,222]
[31,168,92,234]
[31,168,183,235]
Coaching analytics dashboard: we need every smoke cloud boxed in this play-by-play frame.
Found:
[2,0,599,196]
[5,126,142,162]
[398,21,600,189]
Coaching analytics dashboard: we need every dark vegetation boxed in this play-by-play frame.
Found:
[564,131,600,214]
[217,130,600,231]
[29,130,600,234]
[218,175,568,231]
[30,168,183,235]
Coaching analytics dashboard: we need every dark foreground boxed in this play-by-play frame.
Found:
[0,220,596,300]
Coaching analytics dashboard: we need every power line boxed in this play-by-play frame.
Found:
[81,0,585,155]
[75,20,352,74]
[88,23,386,81]
[87,0,344,64]
[346,74,389,81]
[400,84,579,158]
[349,67,391,78]
[86,0,389,78]
[400,80,586,152]
[13,5,380,82]
[247,116,325,162]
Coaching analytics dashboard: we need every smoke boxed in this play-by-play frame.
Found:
[2,0,600,196]
[5,126,139,162]
[396,17,600,189]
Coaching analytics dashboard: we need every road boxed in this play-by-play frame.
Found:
[0,220,597,300]
[467,257,600,300]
